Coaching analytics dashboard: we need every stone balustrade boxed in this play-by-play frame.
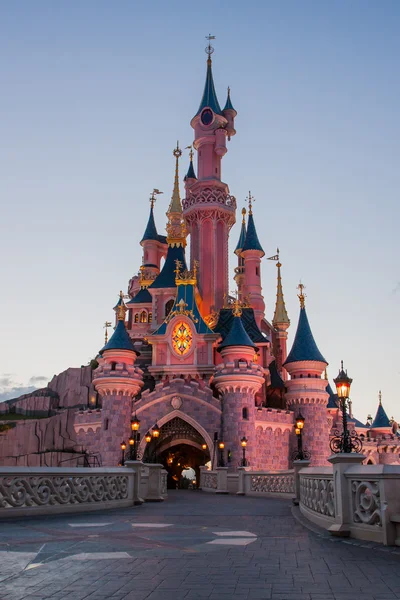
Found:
[298,457,400,546]
[0,463,167,518]
[199,466,294,497]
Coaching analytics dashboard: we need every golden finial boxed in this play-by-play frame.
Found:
[104,321,112,344]
[205,34,215,61]
[241,207,246,224]
[232,297,242,317]
[119,290,124,300]
[245,191,255,215]
[174,259,183,277]
[116,292,127,321]
[150,188,163,209]
[379,390,382,405]
[173,141,182,160]
[297,282,306,308]
[185,145,194,162]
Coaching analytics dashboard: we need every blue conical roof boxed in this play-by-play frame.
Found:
[195,59,222,117]
[218,314,257,351]
[141,206,158,243]
[101,319,136,354]
[242,213,264,255]
[127,288,152,304]
[326,382,338,409]
[149,245,187,289]
[235,219,247,255]
[371,400,390,428]
[185,160,196,180]
[284,307,327,365]
[223,88,236,113]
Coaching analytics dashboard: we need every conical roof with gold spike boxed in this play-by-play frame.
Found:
[272,262,290,326]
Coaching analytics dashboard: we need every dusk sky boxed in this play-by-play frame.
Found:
[0,1,399,422]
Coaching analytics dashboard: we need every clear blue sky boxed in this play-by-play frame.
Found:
[1,1,399,423]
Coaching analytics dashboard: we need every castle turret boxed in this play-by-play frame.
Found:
[213,305,264,470]
[222,87,237,140]
[234,208,247,302]
[93,297,143,466]
[183,43,236,316]
[283,285,329,466]
[370,391,392,436]
[241,195,265,328]
[272,256,290,378]
[140,189,167,277]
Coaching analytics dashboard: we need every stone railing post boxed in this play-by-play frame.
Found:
[237,466,249,495]
[125,460,144,505]
[216,466,229,494]
[144,463,164,502]
[293,459,310,504]
[199,465,208,490]
[328,453,365,537]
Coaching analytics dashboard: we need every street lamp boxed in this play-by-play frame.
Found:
[218,441,225,467]
[120,441,126,466]
[129,436,135,460]
[330,361,362,454]
[130,414,141,460]
[292,412,310,461]
[152,423,160,463]
[201,443,207,451]
[240,436,247,467]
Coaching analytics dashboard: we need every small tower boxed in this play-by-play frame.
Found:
[284,284,330,466]
[222,86,237,140]
[234,208,247,302]
[140,189,167,276]
[183,41,237,315]
[241,194,265,328]
[272,253,290,378]
[370,391,392,437]
[213,303,265,470]
[93,296,143,466]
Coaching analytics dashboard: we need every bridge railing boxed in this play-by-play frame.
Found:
[199,466,294,497]
[298,456,400,546]
[0,463,167,518]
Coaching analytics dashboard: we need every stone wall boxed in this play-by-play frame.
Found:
[48,366,93,408]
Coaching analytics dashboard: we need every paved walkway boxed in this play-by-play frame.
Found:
[1,491,400,600]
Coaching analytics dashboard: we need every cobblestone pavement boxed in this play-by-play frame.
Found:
[1,490,400,600]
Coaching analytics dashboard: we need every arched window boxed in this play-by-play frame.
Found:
[140,310,147,323]
[134,313,139,323]
[242,407,248,420]
[256,266,259,276]
[165,299,174,317]
[148,312,153,323]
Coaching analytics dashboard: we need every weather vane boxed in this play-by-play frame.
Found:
[245,191,255,215]
[297,281,306,308]
[185,145,194,161]
[103,321,112,345]
[150,188,163,209]
[205,34,215,59]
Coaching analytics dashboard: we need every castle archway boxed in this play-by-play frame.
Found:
[141,415,213,488]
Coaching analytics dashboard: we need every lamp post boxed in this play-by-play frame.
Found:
[152,423,160,463]
[330,361,362,454]
[240,436,247,467]
[292,413,311,461]
[120,441,126,466]
[218,441,225,467]
[130,414,140,460]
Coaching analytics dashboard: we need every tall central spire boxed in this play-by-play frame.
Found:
[273,258,290,326]
[166,142,186,248]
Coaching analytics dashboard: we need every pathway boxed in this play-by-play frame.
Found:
[1,490,400,600]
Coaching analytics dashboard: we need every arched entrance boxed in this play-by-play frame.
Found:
[143,417,211,488]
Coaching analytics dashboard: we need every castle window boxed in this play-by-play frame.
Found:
[148,312,153,323]
[104,418,109,431]
[242,407,248,420]
[111,362,116,370]
[140,310,147,323]
[134,313,139,323]
[256,267,259,276]
[300,374,303,378]
[165,299,174,317]
[308,374,311,378]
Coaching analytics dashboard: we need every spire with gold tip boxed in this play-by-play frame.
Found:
[272,250,290,327]
[102,293,136,353]
[166,142,187,248]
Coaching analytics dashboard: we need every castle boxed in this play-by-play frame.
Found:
[0,45,398,475]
